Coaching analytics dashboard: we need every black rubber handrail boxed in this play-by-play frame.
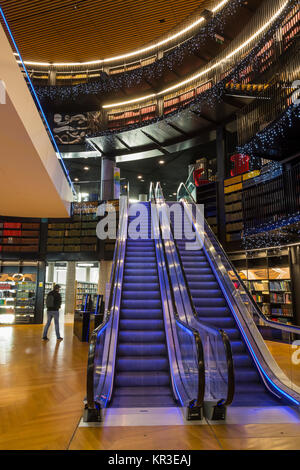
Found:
[156,182,234,406]
[150,183,205,409]
[179,182,300,336]
[86,203,125,410]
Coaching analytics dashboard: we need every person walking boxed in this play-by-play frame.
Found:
[42,284,63,340]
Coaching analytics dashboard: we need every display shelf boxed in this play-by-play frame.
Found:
[230,249,295,323]
[75,281,98,311]
[0,279,36,323]
[0,221,40,253]
[47,202,99,253]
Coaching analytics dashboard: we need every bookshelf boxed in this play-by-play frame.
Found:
[229,247,295,324]
[47,202,98,253]
[0,276,36,324]
[75,281,98,311]
[0,221,40,253]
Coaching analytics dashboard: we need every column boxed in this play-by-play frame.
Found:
[290,246,300,326]
[47,262,55,283]
[98,261,113,302]
[139,194,148,202]
[65,261,76,315]
[86,267,91,283]
[101,157,115,201]
[216,126,227,246]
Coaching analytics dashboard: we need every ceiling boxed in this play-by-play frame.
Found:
[0,0,210,63]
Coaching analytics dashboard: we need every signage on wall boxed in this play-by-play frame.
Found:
[0,273,36,282]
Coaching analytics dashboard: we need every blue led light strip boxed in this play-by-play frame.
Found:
[0,7,75,194]
[201,239,300,407]
[183,201,300,407]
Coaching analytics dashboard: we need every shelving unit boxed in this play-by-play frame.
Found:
[75,281,98,311]
[229,247,295,324]
[0,279,36,323]
[196,182,218,235]
[47,202,98,253]
[0,221,40,253]
[224,171,260,243]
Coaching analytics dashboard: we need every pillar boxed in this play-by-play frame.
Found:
[47,262,55,283]
[139,194,148,202]
[216,126,227,246]
[48,69,56,86]
[65,261,76,315]
[86,267,91,283]
[98,261,113,305]
[101,157,115,200]
[290,246,300,326]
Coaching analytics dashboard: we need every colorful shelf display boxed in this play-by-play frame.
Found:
[230,248,295,323]
[0,221,40,252]
[0,273,37,323]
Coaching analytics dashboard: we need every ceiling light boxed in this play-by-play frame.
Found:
[137,175,143,179]
[17,1,230,68]
[74,178,79,182]
[159,160,165,164]
[102,2,288,108]
[84,166,89,170]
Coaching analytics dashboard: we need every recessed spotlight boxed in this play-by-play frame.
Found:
[74,178,79,182]
[159,160,165,165]
[141,179,145,182]
[173,193,176,196]
[84,166,89,170]
[137,175,143,179]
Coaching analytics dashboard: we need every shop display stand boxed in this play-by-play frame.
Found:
[0,280,36,323]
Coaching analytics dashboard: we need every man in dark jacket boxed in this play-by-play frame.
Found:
[42,284,63,341]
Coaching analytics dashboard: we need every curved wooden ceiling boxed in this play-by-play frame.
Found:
[0,0,210,63]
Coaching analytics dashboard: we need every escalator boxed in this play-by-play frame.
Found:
[156,180,300,409]
[168,205,279,406]
[84,193,210,422]
[111,202,174,407]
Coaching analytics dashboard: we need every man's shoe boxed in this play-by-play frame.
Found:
[57,337,63,341]
[42,337,49,340]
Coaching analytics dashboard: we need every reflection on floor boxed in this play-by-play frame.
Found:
[0,322,300,450]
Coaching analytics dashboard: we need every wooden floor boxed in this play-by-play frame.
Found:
[1,321,300,450]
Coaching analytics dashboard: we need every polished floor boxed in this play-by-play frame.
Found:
[1,319,300,450]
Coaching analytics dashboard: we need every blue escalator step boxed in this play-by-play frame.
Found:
[121,309,163,319]
[115,371,171,387]
[116,356,169,372]
[118,343,167,356]
[119,319,165,331]
[119,330,166,343]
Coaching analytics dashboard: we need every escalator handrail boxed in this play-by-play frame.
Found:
[86,197,127,410]
[179,184,300,403]
[156,182,234,406]
[179,181,300,335]
[150,183,205,408]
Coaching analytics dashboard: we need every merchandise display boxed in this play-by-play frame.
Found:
[0,273,37,323]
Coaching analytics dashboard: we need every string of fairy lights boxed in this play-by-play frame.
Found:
[35,0,243,103]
